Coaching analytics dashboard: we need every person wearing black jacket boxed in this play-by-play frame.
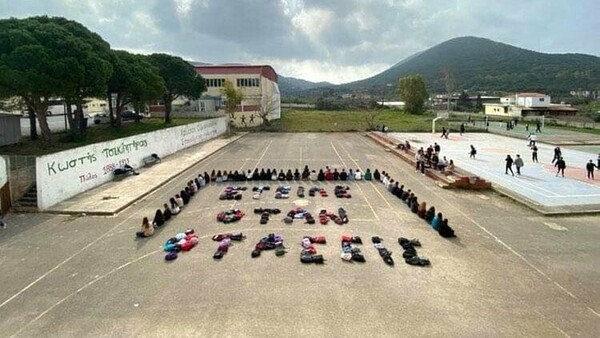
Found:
[505,155,514,176]
[339,169,347,181]
[555,157,566,177]
[317,169,325,181]
[586,160,597,179]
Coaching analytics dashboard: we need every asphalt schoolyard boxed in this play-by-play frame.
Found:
[0,133,598,337]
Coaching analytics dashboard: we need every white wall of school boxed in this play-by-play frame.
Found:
[36,117,227,209]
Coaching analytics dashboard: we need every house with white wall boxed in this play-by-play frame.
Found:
[194,64,281,127]
[485,92,577,118]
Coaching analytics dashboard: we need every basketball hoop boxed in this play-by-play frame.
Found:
[432,111,449,133]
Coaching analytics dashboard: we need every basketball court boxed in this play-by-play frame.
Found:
[389,132,600,214]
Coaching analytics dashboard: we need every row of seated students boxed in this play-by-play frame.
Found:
[136,178,203,238]
[199,166,382,182]
[377,170,456,238]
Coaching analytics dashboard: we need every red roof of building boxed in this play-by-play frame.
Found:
[194,64,278,83]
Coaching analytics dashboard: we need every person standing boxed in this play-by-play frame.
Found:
[536,120,542,133]
[552,147,562,164]
[532,145,539,163]
[555,157,566,177]
[597,153,600,169]
[460,123,465,136]
[525,123,529,132]
[586,160,597,179]
[469,145,477,159]
[514,154,524,175]
[505,155,515,176]
[434,142,441,154]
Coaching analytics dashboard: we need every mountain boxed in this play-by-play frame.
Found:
[343,36,600,95]
[278,75,333,97]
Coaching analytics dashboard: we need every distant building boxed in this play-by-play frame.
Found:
[194,64,281,127]
[484,92,577,117]
[82,98,108,116]
[570,90,599,100]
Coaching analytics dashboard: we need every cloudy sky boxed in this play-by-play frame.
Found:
[0,0,598,84]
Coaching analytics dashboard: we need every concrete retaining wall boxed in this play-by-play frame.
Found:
[36,117,227,209]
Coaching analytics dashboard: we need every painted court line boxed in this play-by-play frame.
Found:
[330,142,380,221]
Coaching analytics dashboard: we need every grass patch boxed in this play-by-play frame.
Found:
[252,109,447,132]
[546,124,600,135]
[0,117,209,156]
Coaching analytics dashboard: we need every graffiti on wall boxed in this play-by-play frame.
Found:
[36,118,227,209]
[181,119,220,146]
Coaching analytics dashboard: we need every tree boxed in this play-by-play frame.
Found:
[0,16,113,141]
[457,91,470,111]
[0,17,61,141]
[221,79,243,131]
[107,50,165,127]
[46,17,113,136]
[398,75,428,114]
[443,65,456,112]
[148,53,206,124]
[475,94,483,111]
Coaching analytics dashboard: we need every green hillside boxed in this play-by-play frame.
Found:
[285,36,600,98]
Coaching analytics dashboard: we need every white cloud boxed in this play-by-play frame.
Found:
[0,0,598,83]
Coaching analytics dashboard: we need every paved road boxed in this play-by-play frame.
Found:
[0,133,598,337]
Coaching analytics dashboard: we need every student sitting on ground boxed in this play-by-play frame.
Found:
[387,179,395,192]
[261,168,269,180]
[215,170,223,183]
[153,209,165,227]
[333,168,340,180]
[163,203,172,221]
[302,166,310,180]
[169,198,181,215]
[390,181,399,194]
[417,201,427,218]
[222,170,229,182]
[395,184,404,198]
[136,217,154,238]
[293,169,301,180]
[401,189,410,202]
[431,212,442,231]
[347,169,355,181]
[355,169,363,180]
[310,170,318,181]
[210,170,217,182]
[425,206,435,224]
[411,198,419,213]
[180,190,190,205]
[246,169,253,180]
[271,169,279,181]
[340,169,348,181]
[279,169,287,180]
[324,168,333,180]
[174,194,184,208]
[204,172,211,184]
[188,181,198,194]
[363,169,372,180]
[183,187,192,200]
[194,176,202,190]
[439,219,456,238]
[373,169,381,181]
[317,169,325,181]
